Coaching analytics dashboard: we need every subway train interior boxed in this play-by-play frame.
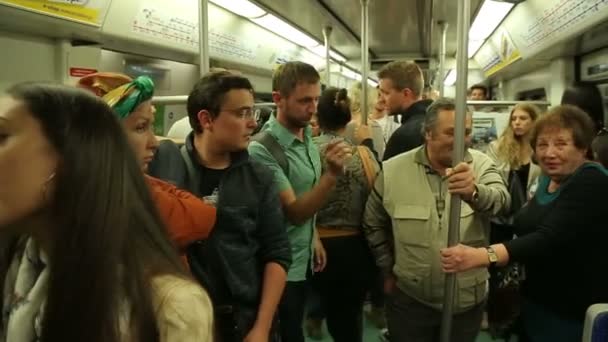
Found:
[1,0,608,341]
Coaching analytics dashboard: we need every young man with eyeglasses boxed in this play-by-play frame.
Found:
[149,71,291,342]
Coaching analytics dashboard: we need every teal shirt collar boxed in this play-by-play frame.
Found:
[263,114,313,148]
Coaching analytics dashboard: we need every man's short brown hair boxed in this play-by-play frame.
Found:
[377,60,424,96]
[272,61,320,97]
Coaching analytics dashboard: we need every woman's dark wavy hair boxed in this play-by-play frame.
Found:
[317,87,351,132]
[2,82,187,342]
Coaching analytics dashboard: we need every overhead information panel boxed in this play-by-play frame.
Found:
[0,0,111,26]
[209,27,257,63]
[131,0,199,48]
[475,28,521,77]
[474,42,501,77]
[102,0,322,71]
[505,0,608,59]
[207,4,323,69]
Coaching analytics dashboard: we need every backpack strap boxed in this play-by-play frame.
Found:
[179,144,202,197]
[357,146,377,189]
[252,131,289,175]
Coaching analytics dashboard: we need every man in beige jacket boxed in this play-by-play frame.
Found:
[363,98,510,342]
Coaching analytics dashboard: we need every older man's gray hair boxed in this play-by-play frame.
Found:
[422,97,471,135]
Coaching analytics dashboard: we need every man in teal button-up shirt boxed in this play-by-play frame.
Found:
[249,61,350,342]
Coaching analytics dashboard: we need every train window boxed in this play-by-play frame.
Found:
[124,62,170,91]
[255,93,273,103]
[516,88,547,101]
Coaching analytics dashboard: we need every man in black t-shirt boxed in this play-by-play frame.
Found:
[150,71,291,342]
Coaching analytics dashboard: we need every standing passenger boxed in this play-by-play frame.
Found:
[344,82,385,158]
[78,73,217,266]
[379,61,433,161]
[312,87,380,342]
[441,105,608,342]
[363,98,509,342]
[561,82,605,133]
[484,103,541,336]
[248,61,350,342]
[150,71,292,342]
[0,82,213,342]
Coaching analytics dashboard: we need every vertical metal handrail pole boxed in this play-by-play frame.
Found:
[439,0,470,341]
[323,26,333,87]
[199,0,210,76]
[360,0,370,125]
[438,21,448,97]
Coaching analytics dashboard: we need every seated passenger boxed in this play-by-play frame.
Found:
[312,87,380,342]
[441,105,608,342]
[363,98,509,342]
[0,82,213,341]
[77,73,216,264]
[149,71,291,342]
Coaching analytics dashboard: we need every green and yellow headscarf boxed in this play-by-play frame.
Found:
[78,72,155,119]
[101,76,155,119]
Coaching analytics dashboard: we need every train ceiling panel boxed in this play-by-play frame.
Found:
[254,0,484,63]
[252,0,360,60]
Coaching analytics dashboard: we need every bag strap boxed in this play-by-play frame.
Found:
[357,146,376,189]
[179,144,202,197]
[251,131,289,175]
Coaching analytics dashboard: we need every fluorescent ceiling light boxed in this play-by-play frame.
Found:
[308,45,347,63]
[468,40,484,57]
[444,69,456,86]
[252,14,319,48]
[469,0,514,41]
[367,79,378,87]
[209,0,266,18]
[341,69,361,81]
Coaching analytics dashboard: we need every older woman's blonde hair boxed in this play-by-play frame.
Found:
[349,81,377,115]
[495,103,540,169]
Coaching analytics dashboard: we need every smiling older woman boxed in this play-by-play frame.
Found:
[440,105,608,342]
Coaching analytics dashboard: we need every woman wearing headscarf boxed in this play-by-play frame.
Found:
[78,72,216,265]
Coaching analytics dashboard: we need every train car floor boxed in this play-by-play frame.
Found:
[303,316,517,342]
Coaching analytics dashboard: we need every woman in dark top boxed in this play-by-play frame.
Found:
[440,105,608,342]
[484,103,541,336]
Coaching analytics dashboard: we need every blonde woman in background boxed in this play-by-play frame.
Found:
[487,103,541,200]
[344,82,386,160]
[484,103,541,338]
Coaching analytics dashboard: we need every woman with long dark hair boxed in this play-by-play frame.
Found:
[0,83,213,341]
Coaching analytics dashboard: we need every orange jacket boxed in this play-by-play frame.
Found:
[146,175,216,265]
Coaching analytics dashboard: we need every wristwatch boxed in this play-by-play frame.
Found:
[471,185,479,203]
[485,246,498,266]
